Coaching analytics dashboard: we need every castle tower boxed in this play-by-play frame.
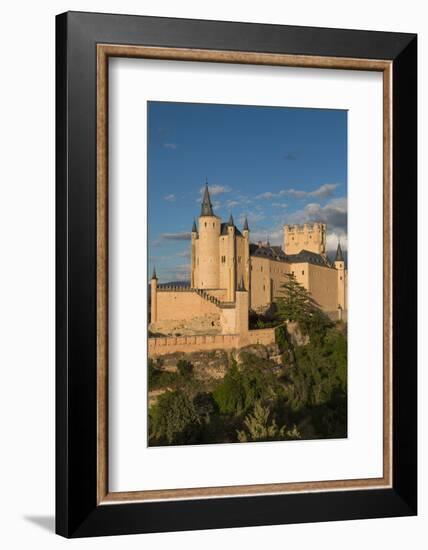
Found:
[150,267,158,323]
[195,183,220,289]
[242,217,250,306]
[235,276,249,336]
[334,241,346,311]
[284,222,326,255]
[190,219,198,288]
[227,214,236,302]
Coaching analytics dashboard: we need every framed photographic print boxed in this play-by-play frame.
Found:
[56,11,417,537]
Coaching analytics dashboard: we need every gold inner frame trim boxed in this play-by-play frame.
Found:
[96,44,393,504]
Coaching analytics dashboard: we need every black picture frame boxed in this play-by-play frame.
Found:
[56,11,417,538]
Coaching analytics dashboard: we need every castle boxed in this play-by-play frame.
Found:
[149,184,346,356]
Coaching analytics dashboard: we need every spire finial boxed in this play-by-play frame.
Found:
[243,216,249,231]
[200,180,214,216]
[335,239,344,262]
[151,266,157,280]
[192,218,197,233]
[228,213,234,227]
[237,275,245,291]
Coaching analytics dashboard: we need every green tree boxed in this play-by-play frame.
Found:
[275,273,313,324]
[284,328,347,438]
[149,390,201,445]
[212,362,245,414]
[237,401,300,442]
[275,273,332,339]
[213,356,280,415]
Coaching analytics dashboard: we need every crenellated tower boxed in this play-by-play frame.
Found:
[284,222,326,255]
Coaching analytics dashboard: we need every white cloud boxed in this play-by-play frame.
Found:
[238,211,266,225]
[199,184,231,196]
[163,143,177,150]
[257,183,340,201]
[287,197,347,234]
[164,194,176,202]
[326,232,348,253]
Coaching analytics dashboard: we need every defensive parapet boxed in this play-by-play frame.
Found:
[283,222,326,255]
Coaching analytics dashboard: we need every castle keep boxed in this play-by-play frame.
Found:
[149,184,347,356]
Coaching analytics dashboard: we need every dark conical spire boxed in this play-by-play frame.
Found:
[228,213,234,227]
[335,241,344,262]
[151,266,157,280]
[191,219,197,232]
[243,216,249,231]
[200,182,214,216]
[237,275,245,291]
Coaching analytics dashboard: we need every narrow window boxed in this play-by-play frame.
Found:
[302,270,305,275]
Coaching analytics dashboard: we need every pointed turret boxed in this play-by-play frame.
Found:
[243,216,249,231]
[191,219,197,233]
[228,213,234,227]
[237,275,245,291]
[200,182,214,216]
[335,241,344,262]
[151,266,157,280]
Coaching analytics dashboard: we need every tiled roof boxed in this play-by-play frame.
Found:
[249,244,332,267]
[220,222,243,236]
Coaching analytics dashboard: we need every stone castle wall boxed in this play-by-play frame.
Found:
[307,262,339,311]
[148,327,275,357]
[283,223,326,255]
[156,289,219,322]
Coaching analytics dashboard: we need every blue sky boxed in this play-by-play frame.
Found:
[148,101,347,283]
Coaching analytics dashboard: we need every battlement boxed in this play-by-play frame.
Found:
[285,222,326,232]
[148,327,275,357]
[284,222,326,255]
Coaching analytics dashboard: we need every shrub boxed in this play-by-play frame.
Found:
[177,359,193,377]
[237,401,301,442]
[213,357,280,415]
[149,390,201,445]
[275,325,289,353]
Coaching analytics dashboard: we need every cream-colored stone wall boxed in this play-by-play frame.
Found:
[249,255,346,315]
[150,313,222,336]
[250,256,291,311]
[235,235,247,289]
[307,263,339,311]
[335,259,346,310]
[148,327,275,357]
[195,215,221,289]
[206,288,228,301]
[284,223,326,255]
[156,290,219,322]
[218,235,229,291]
